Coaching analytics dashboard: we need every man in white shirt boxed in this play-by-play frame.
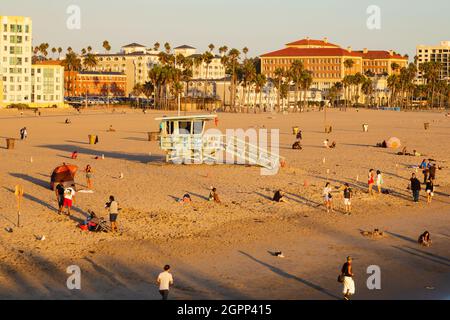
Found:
[157,265,173,300]
[63,184,76,216]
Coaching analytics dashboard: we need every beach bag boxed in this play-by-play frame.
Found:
[337,274,345,283]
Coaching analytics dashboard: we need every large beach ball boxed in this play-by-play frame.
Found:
[386,137,401,149]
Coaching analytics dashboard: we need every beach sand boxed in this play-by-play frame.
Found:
[0,107,449,299]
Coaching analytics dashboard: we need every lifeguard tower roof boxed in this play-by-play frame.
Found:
[154,114,217,121]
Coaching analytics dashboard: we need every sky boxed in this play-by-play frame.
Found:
[1,0,449,59]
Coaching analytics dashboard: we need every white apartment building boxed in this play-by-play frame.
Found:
[31,60,65,107]
[0,16,33,106]
[416,41,450,83]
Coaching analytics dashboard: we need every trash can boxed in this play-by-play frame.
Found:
[88,135,97,145]
[362,124,369,132]
[325,125,332,133]
[424,122,430,130]
[148,132,159,141]
[6,138,15,149]
[292,126,299,135]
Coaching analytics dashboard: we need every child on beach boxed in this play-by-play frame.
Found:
[55,182,65,214]
[426,178,434,204]
[343,183,352,215]
[376,170,384,194]
[418,231,432,247]
[323,182,333,213]
[208,187,221,203]
[179,194,192,204]
[368,169,375,196]
[63,184,76,216]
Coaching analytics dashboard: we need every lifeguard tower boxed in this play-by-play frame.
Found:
[155,115,282,170]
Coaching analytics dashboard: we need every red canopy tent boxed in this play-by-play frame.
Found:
[50,163,78,190]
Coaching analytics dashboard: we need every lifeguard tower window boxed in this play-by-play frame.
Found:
[166,121,175,135]
[179,121,192,135]
[193,121,203,134]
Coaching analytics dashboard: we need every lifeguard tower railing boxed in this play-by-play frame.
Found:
[159,134,282,170]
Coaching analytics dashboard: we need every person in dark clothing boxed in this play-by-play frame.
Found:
[273,190,288,203]
[55,182,65,214]
[428,164,437,181]
[410,173,421,203]
[341,256,355,300]
[418,231,432,247]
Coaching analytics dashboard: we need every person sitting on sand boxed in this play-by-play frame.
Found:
[376,140,387,148]
[65,118,71,124]
[418,231,432,247]
[108,125,116,132]
[330,141,337,149]
[292,141,302,150]
[71,151,78,159]
[179,194,192,204]
[323,139,330,148]
[208,187,221,204]
[273,190,288,203]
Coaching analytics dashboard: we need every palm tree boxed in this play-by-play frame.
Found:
[273,67,285,112]
[242,47,249,59]
[208,43,215,52]
[391,62,400,74]
[361,78,374,107]
[149,65,164,109]
[164,42,171,54]
[226,49,241,111]
[87,46,92,53]
[142,81,155,105]
[102,40,111,54]
[83,53,98,71]
[81,48,87,56]
[62,51,82,96]
[241,59,256,109]
[51,47,57,59]
[300,70,313,110]
[253,73,267,111]
[289,60,304,110]
[153,42,160,51]
[420,61,442,107]
[57,47,62,60]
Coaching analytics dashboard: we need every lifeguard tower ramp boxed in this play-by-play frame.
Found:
[155,115,282,170]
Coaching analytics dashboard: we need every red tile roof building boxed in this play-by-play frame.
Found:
[260,37,408,91]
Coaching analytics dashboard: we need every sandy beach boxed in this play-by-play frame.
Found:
[0,107,449,300]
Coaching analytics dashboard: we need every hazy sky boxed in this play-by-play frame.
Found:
[2,0,449,58]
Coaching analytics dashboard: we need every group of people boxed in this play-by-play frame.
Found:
[368,169,384,196]
[19,127,28,140]
[178,187,221,204]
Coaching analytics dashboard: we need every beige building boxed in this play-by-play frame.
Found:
[94,43,159,95]
[0,15,33,107]
[31,60,65,107]
[416,41,450,83]
[174,45,226,80]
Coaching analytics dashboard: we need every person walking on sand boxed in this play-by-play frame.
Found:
[85,165,94,190]
[343,183,352,215]
[22,127,28,139]
[341,256,355,300]
[368,169,375,196]
[376,170,384,194]
[157,265,174,300]
[63,184,76,216]
[273,189,289,203]
[105,195,119,232]
[426,178,434,204]
[55,182,65,214]
[323,182,333,213]
[410,173,421,203]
